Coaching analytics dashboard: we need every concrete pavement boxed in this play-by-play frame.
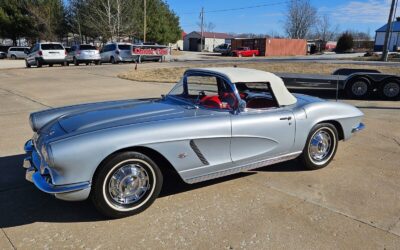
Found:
[0,63,399,249]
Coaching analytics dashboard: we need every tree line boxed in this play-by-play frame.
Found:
[0,0,182,46]
[284,0,372,51]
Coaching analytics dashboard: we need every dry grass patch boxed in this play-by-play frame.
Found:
[118,62,400,83]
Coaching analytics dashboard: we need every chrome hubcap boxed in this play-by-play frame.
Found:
[309,130,333,164]
[352,81,368,96]
[108,164,150,205]
[383,82,399,98]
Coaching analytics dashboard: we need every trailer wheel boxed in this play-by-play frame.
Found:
[345,77,371,99]
[380,79,400,100]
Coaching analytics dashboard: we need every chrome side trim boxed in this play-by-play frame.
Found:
[189,140,209,165]
[184,151,302,184]
[351,122,365,133]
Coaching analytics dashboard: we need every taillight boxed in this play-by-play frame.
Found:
[38,50,43,56]
[115,50,120,55]
[64,50,67,55]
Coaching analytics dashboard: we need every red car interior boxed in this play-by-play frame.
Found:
[199,92,276,110]
[246,98,277,109]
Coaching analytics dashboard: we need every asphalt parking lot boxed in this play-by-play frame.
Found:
[0,62,399,249]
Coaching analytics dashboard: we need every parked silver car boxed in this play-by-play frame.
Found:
[66,44,101,66]
[25,43,66,68]
[23,67,364,218]
[7,47,29,59]
[100,43,135,64]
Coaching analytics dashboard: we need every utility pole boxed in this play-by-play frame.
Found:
[143,0,147,43]
[382,0,396,61]
[200,7,204,51]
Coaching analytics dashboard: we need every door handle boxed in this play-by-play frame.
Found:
[280,116,292,120]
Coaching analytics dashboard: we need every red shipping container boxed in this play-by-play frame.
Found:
[231,38,307,56]
[265,38,307,56]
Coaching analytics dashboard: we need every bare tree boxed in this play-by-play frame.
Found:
[284,0,317,39]
[85,0,134,42]
[197,21,216,33]
[314,15,338,42]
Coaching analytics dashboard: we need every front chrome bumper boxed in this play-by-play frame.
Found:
[24,139,90,195]
[351,122,365,133]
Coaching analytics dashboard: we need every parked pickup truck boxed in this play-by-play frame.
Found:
[231,47,259,57]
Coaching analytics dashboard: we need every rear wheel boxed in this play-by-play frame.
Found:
[380,79,400,100]
[95,60,100,65]
[36,59,42,68]
[49,64,53,67]
[11,55,16,60]
[91,151,163,218]
[73,57,79,66]
[300,123,338,170]
[345,77,371,99]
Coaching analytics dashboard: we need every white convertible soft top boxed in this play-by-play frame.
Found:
[189,67,297,106]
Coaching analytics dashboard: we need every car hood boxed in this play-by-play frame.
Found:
[57,100,189,133]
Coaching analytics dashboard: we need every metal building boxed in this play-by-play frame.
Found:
[183,31,232,52]
[374,17,400,52]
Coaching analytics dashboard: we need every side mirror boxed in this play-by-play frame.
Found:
[238,99,247,112]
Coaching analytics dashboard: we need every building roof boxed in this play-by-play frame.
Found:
[376,18,400,32]
[189,31,233,39]
[187,68,297,106]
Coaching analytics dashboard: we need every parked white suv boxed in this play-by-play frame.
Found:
[100,43,136,64]
[8,47,30,59]
[25,43,66,68]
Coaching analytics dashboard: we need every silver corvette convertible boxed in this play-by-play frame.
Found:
[23,67,364,218]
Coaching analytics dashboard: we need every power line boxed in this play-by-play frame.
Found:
[179,1,289,15]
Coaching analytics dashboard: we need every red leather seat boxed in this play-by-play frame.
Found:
[200,96,222,109]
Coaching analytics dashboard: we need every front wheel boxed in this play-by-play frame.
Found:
[300,123,338,170]
[91,151,163,218]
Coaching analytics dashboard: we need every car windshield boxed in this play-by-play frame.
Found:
[118,44,131,50]
[41,44,64,50]
[167,74,237,110]
[80,45,96,50]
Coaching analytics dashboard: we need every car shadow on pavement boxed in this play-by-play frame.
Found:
[0,154,265,227]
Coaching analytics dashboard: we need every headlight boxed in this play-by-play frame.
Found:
[29,114,34,131]
[41,144,54,168]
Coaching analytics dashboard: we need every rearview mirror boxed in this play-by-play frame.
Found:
[238,99,247,112]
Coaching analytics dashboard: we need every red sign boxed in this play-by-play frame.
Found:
[133,47,169,55]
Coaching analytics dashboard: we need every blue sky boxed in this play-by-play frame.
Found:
[165,0,393,36]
